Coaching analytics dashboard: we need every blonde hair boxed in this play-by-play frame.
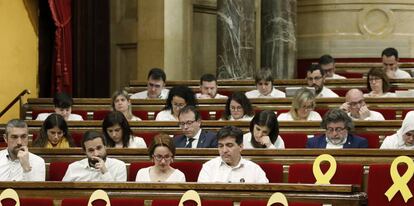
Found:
[111,89,134,120]
[290,88,316,120]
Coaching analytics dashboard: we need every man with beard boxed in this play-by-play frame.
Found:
[63,131,126,181]
[0,119,45,181]
[306,109,368,148]
[174,106,217,148]
[306,64,339,98]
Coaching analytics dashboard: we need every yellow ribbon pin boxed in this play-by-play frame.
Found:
[313,154,337,184]
[179,190,201,206]
[267,192,288,206]
[385,156,414,203]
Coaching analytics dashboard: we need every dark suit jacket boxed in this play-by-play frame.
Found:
[306,134,368,148]
[174,129,217,148]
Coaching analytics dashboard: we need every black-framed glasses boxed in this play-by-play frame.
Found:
[178,120,196,127]
[153,154,172,161]
[306,76,323,81]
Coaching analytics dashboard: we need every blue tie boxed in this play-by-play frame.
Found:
[185,138,195,148]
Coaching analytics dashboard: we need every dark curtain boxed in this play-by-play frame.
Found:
[48,0,73,95]
[38,0,54,97]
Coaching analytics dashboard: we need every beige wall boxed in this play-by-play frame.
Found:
[0,0,38,123]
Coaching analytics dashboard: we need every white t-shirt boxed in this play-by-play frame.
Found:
[196,93,228,99]
[245,88,286,98]
[277,111,322,121]
[394,68,412,79]
[220,115,253,121]
[155,109,177,121]
[135,166,186,182]
[348,110,385,121]
[119,136,146,148]
[242,132,285,149]
[130,89,170,99]
[0,149,45,181]
[363,92,396,98]
[36,113,83,121]
[326,73,346,79]
[317,87,339,98]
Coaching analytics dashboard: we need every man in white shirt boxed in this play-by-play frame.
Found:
[62,131,126,182]
[318,54,346,79]
[196,74,227,99]
[0,119,45,181]
[198,126,269,183]
[306,64,339,98]
[36,92,83,121]
[245,68,285,98]
[339,89,385,120]
[130,68,169,99]
[382,47,411,79]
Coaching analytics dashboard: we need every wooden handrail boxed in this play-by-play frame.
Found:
[0,89,30,118]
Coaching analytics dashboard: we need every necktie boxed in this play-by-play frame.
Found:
[185,138,195,148]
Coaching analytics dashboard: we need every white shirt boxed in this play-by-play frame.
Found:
[155,110,177,121]
[348,110,385,121]
[220,115,253,121]
[196,93,228,99]
[245,88,286,98]
[198,157,268,183]
[185,129,202,148]
[0,149,45,181]
[36,113,83,121]
[326,73,346,79]
[242,133,285,149]
[62,157,126,182]
[130,89,170,99]
[277,111,322,121]
[317,87,339,98]
[130,116,142,121]
[363,92,396,98]
[135,167,186,182]
[116,136,146,148]
[394,68,412,79]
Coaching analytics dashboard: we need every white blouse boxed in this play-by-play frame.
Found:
[135,167,186,182]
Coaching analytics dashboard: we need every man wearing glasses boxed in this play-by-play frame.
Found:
[318,54,346,79]
[306,108,368,149]
[339,89,385,120]
[306,64,339,98]
[130,68,170,99]
[174,106,218,148]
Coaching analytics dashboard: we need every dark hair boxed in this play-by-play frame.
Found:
[32,114,75,147]
[222,91,254,120]
[148,68,166,82]
[200,73,217,85]
[249,110,279,148]
[307,64,325,76]
[381,47,399,59]
[318,54,335,65]
[217,126,243,145]
[53,92,73,108]
[178,105,201,121]
[148,133,176,158]
[81,131,106,151]
[367,67,390,93]
[255,68,273,85]
[164,86,197,111]
[102,111,133,148]
[321,108,354,132]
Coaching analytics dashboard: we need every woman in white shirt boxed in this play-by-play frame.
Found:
[102,111,146,148]
[381,110,414,149]
[111,90,142,121]
[136,133,186,182]
[278,87,322,121]
[155,86,197,121]
[220,91,254,121]
[243,110,284,149]
[364,68,396,98]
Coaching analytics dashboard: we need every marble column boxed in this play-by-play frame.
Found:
[216,0,255,80]
[261,0,297,79]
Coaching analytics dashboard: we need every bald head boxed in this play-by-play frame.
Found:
[345,89,364,102]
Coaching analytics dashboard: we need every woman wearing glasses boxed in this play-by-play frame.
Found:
[364,68,396,97]
[278,88,322,121]
[155,86,197,121]
[243,110,285,149]
[135,133,185,182]
[220,91,254,121]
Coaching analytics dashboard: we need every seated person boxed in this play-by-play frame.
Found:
[136,133,185,182]
[318,54,346,79]
[174,106,217,148]
[306,108,368,149]
[155,85,197,121]
[381,111,414,149]
[36,92,83,121]
[111,90,141,121]
[196,74,227,99]
[62,131,127,182]
[278,87,322,121]
[381,47,411,79]
[102,111,146,148]
[220,91,254,121]
[198,126,269,183]
[0,119,45,181]
[306,64,339,98]
[130,68,169,99]
[245,68,285,98]
[340,89,384,120]
[364,68,396,97]
[32,113,76,148]
[244,110,284,149]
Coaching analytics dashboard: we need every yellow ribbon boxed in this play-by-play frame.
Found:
[0,188,20,206]
[267,192,288,206]
[88,189,111,206]
[179,190,201,206]
[312,154,337,184]
[385,156,414,203]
